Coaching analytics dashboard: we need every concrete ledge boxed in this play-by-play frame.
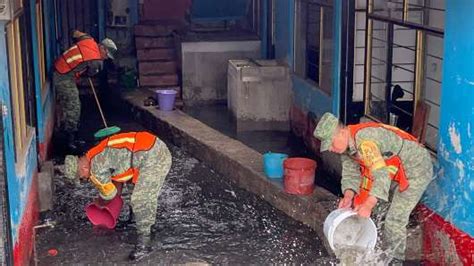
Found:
[122,90,336,253]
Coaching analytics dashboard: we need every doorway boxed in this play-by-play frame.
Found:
[56,0,100,50]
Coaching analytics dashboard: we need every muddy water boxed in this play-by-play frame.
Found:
[36,147,333,264]
[36,96,335,265]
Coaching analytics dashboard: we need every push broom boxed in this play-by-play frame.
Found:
[88,78,121,139]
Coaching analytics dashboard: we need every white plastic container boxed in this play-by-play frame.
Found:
[323,208,377,251]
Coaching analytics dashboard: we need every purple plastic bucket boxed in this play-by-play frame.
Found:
[155,89,177,111]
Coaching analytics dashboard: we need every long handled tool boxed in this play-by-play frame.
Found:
[88,78,121,139]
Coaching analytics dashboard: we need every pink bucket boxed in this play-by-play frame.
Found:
[85,196,123,229]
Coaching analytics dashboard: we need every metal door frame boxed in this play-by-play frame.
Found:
[339,0,356,124]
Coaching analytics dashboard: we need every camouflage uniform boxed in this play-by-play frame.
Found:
[314,113,433,260]
[89,137,172,236]
[53,32,104,135]
[53,71,81,133]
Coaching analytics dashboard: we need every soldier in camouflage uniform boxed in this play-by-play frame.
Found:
[64,131,172,261]
[313,112,433,262]
[53,30,117,150]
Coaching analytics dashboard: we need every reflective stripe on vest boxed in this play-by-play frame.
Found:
[86,132,157,184]
[348,122,418,142]
[54,38,102,74]
[348,122,416,206]
[111,168,140,184]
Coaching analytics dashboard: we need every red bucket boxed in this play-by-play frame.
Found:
[85,196,123,229]
[283,158,317,195]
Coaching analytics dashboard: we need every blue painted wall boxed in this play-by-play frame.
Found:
[29,0,45,143]
[43,0,59,72]
[0,21,38,245]
[260,0,268,58]
[128,0,139,25]
[274,0,291,61]
[0,0,57,248]
[423,0,474,237]
[272,0,339,117]
[331,0,342,116]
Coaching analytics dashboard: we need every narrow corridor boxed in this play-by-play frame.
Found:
[35,95,334,265]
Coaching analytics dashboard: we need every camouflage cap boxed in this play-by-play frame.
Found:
[100,38,117,59]
[313,112,339,152]
[64,155,79,180]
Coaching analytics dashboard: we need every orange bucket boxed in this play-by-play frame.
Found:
[283,158,317,195]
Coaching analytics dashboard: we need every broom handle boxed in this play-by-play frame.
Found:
[88,78,108,128]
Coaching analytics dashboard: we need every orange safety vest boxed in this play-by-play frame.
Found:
[348,122,418,206]
[54,38,102,75]
[86,132,157,184]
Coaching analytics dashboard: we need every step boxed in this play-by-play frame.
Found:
[139,61,177,75]
[134,24,175,37]
[137,48,175,61]
[139,74,179,87]
[135,37,174,49]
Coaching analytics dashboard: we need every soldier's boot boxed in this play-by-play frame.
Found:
[388,258,404,266]
[129,234,152,261]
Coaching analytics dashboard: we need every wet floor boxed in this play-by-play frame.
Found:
[36,95,335,265]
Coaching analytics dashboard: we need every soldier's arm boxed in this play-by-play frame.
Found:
[85,60,103,77]
[357,140,391,201]
[341,154,361,194]
[89,151,117,201]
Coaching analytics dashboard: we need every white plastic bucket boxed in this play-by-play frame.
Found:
[323,208,377,251]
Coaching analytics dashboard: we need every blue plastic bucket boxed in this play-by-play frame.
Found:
[156,89,177,111]
[263,152,288,178]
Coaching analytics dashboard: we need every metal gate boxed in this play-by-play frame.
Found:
[55,0,100,50]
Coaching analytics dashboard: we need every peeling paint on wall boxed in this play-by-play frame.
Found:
[423,0,474,261]
[463,191,472,202]
[448,123,462,154]
[464,79,474,86]
[438,141,450,162]
[455,74,462,85]
[454,159,465,179]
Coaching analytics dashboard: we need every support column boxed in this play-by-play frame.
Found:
[98,0,106,40]
[331,0,342,116]
[422,0,474,264]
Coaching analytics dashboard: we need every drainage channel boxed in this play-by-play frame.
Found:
[183,103,342,196]
[35,95,336,265]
